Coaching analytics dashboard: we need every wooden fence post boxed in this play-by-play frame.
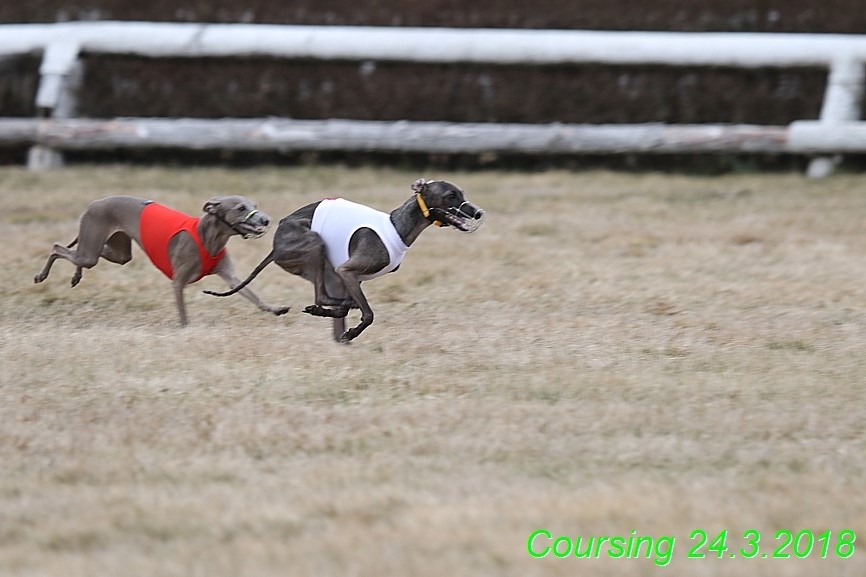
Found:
[807,58,866,178]
[27,42,82,170]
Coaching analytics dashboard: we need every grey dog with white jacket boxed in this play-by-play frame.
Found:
[206,178,485,342]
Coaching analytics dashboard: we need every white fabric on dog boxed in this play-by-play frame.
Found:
[311,198,409,281]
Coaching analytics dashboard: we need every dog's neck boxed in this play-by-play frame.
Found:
[390,196,434,247]
[198,214,234,256]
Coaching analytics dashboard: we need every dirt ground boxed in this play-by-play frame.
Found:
[1,165,865,576]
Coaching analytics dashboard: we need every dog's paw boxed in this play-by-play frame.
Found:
[340,324,367,343]
[304,305,325,316]
[272,306,291,316]
[340,327,363,342]
[33,273,45,284]
[305,305,350,318]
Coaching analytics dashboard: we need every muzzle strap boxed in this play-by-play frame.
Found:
[215,208,261,238]
[415,192,444,227]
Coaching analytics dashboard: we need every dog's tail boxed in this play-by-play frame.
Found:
[67,236,79,248]
[204,251,274,297]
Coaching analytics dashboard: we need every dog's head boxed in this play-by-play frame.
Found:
[411,179,485,233]
[203,195,271,239]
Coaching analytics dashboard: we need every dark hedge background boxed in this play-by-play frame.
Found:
[5,1,866,33]
[74,57,827,125]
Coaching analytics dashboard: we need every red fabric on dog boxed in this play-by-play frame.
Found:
[139,202,225,281]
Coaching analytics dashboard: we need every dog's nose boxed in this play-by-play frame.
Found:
[261,215,270,227]
[474,209,485,220]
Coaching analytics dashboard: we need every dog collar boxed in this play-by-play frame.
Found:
[415,192,444,227]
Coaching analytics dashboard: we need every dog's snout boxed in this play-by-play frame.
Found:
[465,202,484,220]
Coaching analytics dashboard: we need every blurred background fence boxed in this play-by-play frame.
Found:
[2,2,866,174]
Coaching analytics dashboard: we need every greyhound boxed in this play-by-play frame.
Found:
[205,178,484,342]
[34,195,291,326]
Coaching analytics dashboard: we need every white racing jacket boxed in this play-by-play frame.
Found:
[311,198,410,281]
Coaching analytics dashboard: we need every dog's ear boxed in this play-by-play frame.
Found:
[411,179,428,193]
[203,197,224,214]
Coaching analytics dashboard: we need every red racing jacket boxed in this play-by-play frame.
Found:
[139,202,226,282]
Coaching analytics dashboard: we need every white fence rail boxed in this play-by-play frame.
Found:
[3,22,866,66]
[0,118,791,153]
[1,22,865,174]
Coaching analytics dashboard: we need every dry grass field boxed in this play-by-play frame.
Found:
[1,164,865,576]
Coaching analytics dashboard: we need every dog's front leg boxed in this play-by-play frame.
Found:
[213,255,290,316]
[319,227,390,342]
[168,237,202,327]
[172,278,190,327]
[333,266,373,342]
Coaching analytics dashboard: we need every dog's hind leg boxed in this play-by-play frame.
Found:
[302,271,352,345]
[35,200,132,287]
[323,271,350,341]
[34,237,75,284]
[99,232,133,265]
[331,317,347,342]
[273,222,351,308]
[40,229,121,287]
[66,232,133,287]
[307,266,350,341]
[34,238,104,287]
[35,241,99,287]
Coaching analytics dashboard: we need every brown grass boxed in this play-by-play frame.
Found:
[1,165,865,576]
